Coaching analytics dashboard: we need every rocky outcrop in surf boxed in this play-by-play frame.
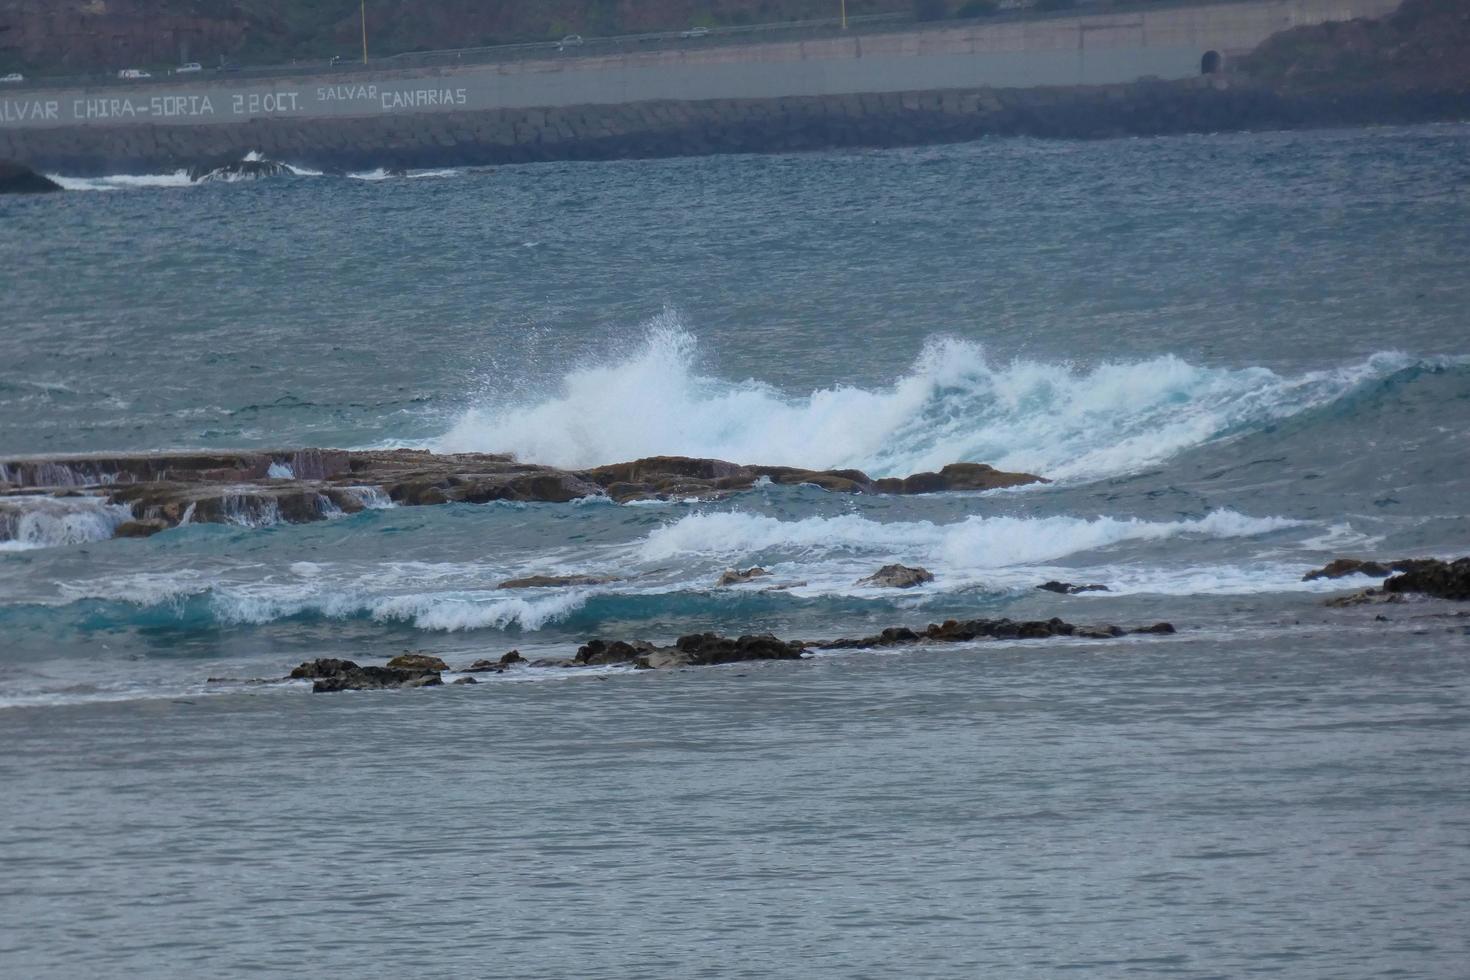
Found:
[188,158,294,182]
[857,564,935,589]
[285,613,1178,691]
[0,448,1046,545]
[1315,556,1470,604]
[0,161,62,194]
[1302,557,1436,581]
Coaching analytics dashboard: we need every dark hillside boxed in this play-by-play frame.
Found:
[1237,0,1469,91]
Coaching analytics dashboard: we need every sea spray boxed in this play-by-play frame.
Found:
[434,316,1444,481]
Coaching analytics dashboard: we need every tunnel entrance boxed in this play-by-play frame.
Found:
[1201,50,1223,74]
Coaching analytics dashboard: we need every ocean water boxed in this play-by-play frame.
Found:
[2,125,1469,977]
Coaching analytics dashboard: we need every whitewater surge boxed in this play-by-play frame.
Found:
[0,496,134,551]
[638,508,1304,568]
[434,316,1444,482]
[48,171,194,192]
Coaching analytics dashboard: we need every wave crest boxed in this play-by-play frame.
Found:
[434,315,1447,481]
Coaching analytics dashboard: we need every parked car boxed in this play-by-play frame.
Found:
[117,68,151,79]
[557,34,584,50]
[175,62,202,74]
[0,73,23,84]
[680,27,711,39]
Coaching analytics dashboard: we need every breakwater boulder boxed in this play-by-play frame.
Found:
[0,161,62,194]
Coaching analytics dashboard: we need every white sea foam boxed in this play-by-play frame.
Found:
[434,314,1438,481]
[0,496,134,551]
[47,171,193,192]
[637,509,1304,568]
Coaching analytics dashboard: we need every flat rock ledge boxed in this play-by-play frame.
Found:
[0,449,1045,538]
[275,615,1175,692]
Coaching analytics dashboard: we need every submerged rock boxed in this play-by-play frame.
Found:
[1037,581,1110,595]
[0,161,63,194]
[857,564,934,589]
[1302,557,1436,581]
[822,617,1173,648]
[1383,558,1470,600]
[717,566,769,587]
[1324,589,1403,607]
[871,462,1048,494]
[113,518,169,538]
[464,650,526,672]
[497,574,617,589]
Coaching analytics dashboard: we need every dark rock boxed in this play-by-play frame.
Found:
[1037,581,1111,594]
[386,652,449,671]
[1131,622,1177,634]
[857,564,934,588]
[0,161,63,194]
[312,666,443,693]
[1073,625,1125,638]
[113,518,169,538]
[497,574,616,589]
[821,615,1171,649]
[499,650,525,666]
[290,656,442,692]
[634,632,806,669]
[1304,557,1440,581]
[1383,558,1470,600]
[452,676,478,685]
[1304,558,1392,580]
[871,462,1049,494]
[717,566,769,587]
[289,658,360,679]
[574,639,654,666]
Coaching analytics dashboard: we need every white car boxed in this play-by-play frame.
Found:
[681,27,711,39]
[557,35,584,50]
[0,73,23,83]
[118,69,152,79]
[175,63,202,74]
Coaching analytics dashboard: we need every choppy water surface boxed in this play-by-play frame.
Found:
[2,125,1469,978]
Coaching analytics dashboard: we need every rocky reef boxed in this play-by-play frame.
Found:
[280,613,1178,692]
[0,449,1045,540]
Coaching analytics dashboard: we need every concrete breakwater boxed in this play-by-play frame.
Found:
[4,75,1466,174]
[0,0,1412,172]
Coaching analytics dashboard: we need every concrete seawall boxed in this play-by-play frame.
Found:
[0,0,1415,171]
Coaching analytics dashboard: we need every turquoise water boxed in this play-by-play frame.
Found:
[2,125,1469,977]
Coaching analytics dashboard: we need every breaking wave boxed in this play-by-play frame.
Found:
[638,508,1304,567]
[434,316,1460,482]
